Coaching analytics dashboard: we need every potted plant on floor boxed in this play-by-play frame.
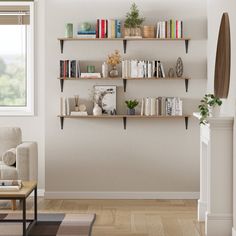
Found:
[124,3,144,38]
[125,99,139,115]
[198,94,222,125]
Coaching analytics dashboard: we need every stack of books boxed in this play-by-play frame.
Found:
[141,97,183,116]
[156,20,183,39]
[77,30,96,39]
[0,180,22,191]
[122,60,165,78]
[96,19,122,38]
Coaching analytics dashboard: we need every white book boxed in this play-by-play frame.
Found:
[150,98,156,116]
[76,34,96,38]
[0,186,21,191]
[131,60,138,78]
[60,97,64,116]
[80,73,101,78]
[156,98,159,116]
[70,111,88,116]
[107,19,112,38]
[145,97,151,116]
[148,61,152,78]
[128,60,131,78]
[141,98,145,116]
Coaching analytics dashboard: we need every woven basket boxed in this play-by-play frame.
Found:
[143,26,155,38]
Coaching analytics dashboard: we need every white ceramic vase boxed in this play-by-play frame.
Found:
[209,105,221,117]
[93,103,102,116]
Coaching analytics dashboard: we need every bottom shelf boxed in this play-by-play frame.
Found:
[58,115,190,130]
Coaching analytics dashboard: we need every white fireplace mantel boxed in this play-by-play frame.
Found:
[193,112,234,236]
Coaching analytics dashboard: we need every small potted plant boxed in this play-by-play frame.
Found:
[107,50,121,78]
[124,3,145,38]
[198,94,222,125]
[125,99,139,115]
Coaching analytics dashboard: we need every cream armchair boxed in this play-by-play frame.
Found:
[0,127,38,182]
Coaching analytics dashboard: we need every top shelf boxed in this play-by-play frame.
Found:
[58,37,191,54]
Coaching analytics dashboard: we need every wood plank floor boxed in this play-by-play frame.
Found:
[0,198,205,236]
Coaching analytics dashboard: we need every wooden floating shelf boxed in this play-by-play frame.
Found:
[58,115,190,130]
[58,37,190,54]
[58,77,190,92]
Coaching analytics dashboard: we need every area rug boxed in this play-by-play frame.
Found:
[0,213,96,236]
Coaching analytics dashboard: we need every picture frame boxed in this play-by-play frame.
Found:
[94,85,117,115]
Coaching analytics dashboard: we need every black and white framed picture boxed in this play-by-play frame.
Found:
[94,85,116,114]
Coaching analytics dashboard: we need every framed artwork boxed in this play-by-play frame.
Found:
[94,85,116,114]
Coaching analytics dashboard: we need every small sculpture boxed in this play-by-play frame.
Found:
[168,68,175,78]
[176,57,184,77]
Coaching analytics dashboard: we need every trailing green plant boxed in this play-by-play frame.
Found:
[125,99,139,109]
[198,94,222,125]
[124,3,145,28]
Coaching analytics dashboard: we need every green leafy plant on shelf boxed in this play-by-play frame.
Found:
[124,3,145,28]
[125,99,139,115]
[198,94,222,125]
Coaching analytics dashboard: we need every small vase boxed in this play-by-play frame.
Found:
[211,105,221,117]
[93,103,102,116]
[75,106,79,112]
[127,108,135,115]
[109,66,119,78]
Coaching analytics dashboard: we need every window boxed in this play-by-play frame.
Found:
[0,2,34,116]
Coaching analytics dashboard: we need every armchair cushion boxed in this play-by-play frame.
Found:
[2,148,16,166]
[0,162,18,180]
[0,127,22,161]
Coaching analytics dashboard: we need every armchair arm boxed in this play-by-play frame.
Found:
[16,142,38,181]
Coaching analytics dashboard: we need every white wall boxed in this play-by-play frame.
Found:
[0,0,45,190]
[44,0,207,198]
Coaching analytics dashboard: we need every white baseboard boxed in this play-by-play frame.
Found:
[205,212,232,236]
[232,227,236,236]
[44,191,200,199]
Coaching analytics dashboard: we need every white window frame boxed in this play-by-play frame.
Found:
[0,1,34,116]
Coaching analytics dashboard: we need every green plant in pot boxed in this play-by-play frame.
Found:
[125,99,139,115]
[198,94,222,125]
[124,3,144,37]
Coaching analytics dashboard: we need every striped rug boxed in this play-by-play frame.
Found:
[0,213,96,236]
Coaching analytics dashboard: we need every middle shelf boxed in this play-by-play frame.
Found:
[58,77,190,92]
[58,114,190,130]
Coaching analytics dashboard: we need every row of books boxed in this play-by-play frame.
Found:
[96,19,122,38]
[60,60,166,79]
[156,20,183,39]
[122,60,165,78]
[141,97,183,116]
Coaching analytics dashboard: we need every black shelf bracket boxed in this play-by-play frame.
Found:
[60,79,64,92]
[60,117,64,129]
[123,39,127,54]
[185,40,189,53]
[123,117,127,130]
[123,79,127,92]
[185,116,189,130]
[185,79,189,92]
[60,40,64,54]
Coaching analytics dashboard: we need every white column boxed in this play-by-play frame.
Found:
[194,113,233,236]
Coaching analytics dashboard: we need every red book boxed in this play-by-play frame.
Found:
[176,20,178,38]
[101,19,105,38]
